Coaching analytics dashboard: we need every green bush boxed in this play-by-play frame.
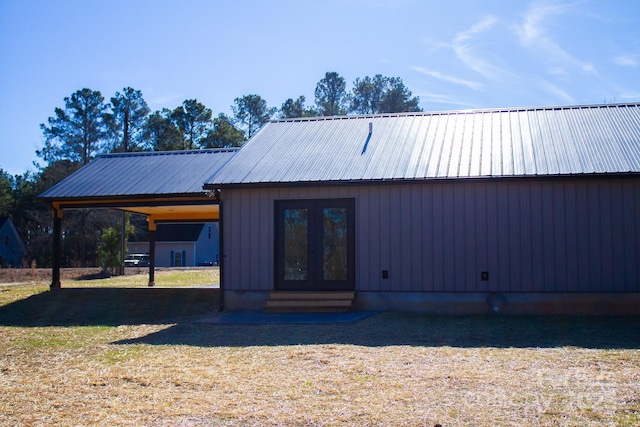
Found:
[97,227,122,274]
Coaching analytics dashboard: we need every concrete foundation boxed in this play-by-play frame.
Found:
[224,290,640,315]
[355,292,640,315]
[224,290,271,311]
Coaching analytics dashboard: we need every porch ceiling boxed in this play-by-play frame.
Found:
[119,203,219,221]
[51,196,219,222]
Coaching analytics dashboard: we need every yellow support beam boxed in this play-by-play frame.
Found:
[148,212,219,222]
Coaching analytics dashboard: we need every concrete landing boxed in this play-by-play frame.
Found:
[199,310,378,325]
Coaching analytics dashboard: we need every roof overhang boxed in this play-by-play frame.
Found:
[37,148,235,225]
[47,194,219,224]
[204,171,640,190]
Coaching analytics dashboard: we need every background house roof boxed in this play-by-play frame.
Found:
[0,216,27,254]
[205,103,640,187]
[40,148,238,200]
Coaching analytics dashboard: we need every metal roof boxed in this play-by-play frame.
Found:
[40,149,238,200]
[205,103,640,187]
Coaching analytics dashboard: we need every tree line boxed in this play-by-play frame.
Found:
[0,71,422,269]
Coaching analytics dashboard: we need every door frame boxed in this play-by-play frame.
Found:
[274,198,355,292]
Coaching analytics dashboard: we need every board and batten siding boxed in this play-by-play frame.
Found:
[222,177,640,294]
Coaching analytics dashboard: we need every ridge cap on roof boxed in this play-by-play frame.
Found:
[97,147,239,159]
[268,102,640,124]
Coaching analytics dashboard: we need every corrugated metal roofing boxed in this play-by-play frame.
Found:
[205,103,640,187]
[40,149,238,200]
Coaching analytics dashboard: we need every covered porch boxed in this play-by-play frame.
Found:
[48,196,220,287]
[38,149,236,294]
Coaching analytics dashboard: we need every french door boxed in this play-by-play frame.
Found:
[275,199,355,291]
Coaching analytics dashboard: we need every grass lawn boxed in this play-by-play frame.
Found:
[0,272,638,426]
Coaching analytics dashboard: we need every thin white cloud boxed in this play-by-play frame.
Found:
[411,66,483,91]
[613,55,638,67]
[549,67,568,76]
[454,15,498,44]
[517,0,567,44]
[516,0,596,76]
[146,93,184,110]
[539,80,575,104]
[417,91,480,109]
[451,15,509,81]
[420,37,450,54]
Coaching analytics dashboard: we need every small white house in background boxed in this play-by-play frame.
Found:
[128,222,219,267]
[0,216,26,268]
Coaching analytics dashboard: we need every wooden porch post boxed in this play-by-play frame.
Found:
[120,211,126,276]
[148,218,156,287]
[51,205,62,289]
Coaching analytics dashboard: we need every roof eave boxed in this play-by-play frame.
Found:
[39,192,211,203]
[204,171,640,190]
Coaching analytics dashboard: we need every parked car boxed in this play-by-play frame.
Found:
[124,253,149,267]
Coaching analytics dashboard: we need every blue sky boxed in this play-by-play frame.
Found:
[1,0,638,176]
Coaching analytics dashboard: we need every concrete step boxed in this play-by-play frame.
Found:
[264,291,355,313]
[265,299,353,308]
[264,305,353,314]
[268,291,355,300]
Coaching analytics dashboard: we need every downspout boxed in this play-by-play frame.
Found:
[215,189,224,312]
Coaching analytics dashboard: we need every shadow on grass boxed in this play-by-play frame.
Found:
[1,288,638,349]
[115,312,640,350]
[0,288,220,326]
[75,271,111,281]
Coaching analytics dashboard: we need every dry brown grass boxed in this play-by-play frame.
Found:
[0,281,638,426]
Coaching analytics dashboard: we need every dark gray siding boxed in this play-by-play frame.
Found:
[223,178,640,293]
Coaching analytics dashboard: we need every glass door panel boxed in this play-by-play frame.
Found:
[276,199,354,291]
[322,207,348,281]
[283,208,308,281]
